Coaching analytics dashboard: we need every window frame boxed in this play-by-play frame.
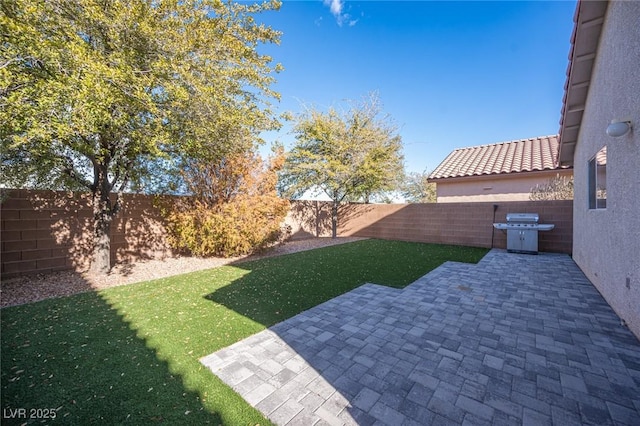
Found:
[588,146,607,210]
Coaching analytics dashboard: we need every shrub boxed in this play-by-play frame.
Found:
[529,174,574,201]
[162,148,290,257]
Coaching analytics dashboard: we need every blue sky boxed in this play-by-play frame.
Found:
[257,0,577,174]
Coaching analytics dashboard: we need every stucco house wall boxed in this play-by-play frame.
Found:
[572,1,640,338]
[436,169,573,203]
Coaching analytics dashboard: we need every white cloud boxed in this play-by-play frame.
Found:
[324,0,343,16]
[322,0,357,27]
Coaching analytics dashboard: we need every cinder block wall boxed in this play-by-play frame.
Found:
[289,200,573,254]
[1,190,572,279]
[1,190,173,279]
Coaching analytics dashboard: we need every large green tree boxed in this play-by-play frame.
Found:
[1,0,282,273]
[279,94,404,237]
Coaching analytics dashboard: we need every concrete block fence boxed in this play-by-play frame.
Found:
[1,189,572,279]
[1,190,173,279]
[339,200,572,253]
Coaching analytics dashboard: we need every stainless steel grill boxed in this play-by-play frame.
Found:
[493,213,555,254]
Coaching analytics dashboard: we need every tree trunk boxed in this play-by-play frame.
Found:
[331,200,338,238]
[90,189,113,275]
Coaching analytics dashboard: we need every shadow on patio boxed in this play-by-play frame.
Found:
[204,249,640,425]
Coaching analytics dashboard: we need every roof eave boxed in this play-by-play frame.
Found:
[428,167,573,184]
[557,0,608,167]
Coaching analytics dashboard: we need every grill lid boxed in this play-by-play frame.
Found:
[506,213,539,223]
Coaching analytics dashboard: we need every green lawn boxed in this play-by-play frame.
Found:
[1,239,488,425]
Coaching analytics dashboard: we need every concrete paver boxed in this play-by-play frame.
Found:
[201,249,640,425]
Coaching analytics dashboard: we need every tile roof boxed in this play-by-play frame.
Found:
[429,135,570,180]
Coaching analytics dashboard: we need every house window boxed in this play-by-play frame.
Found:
[588,146,607,209]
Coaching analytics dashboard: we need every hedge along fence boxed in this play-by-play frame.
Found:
[1,190,573,279]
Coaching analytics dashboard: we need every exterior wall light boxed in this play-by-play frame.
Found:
[606,119,632,137]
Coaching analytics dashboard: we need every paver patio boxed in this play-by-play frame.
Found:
[201,249,640,425]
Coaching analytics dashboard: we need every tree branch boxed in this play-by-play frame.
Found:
[61,156,92,190]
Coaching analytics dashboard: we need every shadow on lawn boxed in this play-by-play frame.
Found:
[0,288,221,425]
[206,248,407,424]
[203,240,492,424]
[205,244,640,425]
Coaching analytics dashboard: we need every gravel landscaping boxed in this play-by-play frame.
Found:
[0,237,366,308]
